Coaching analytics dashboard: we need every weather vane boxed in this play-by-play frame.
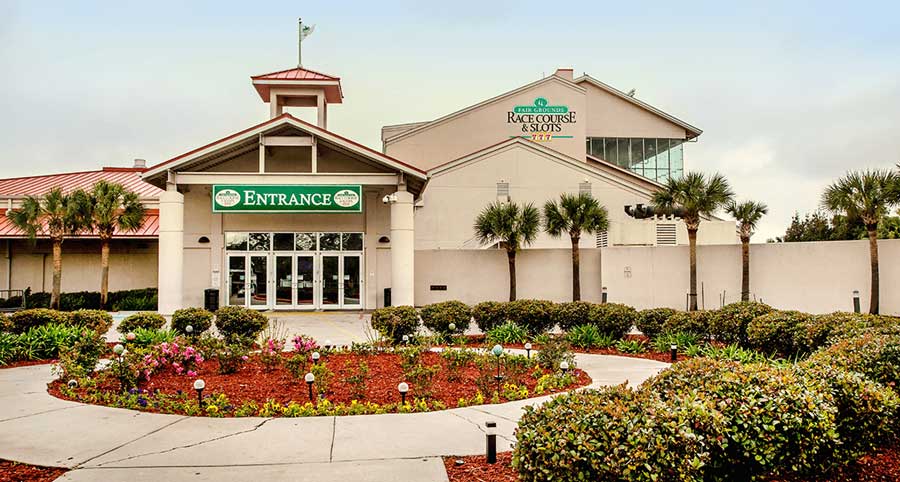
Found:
[298,18,316,67]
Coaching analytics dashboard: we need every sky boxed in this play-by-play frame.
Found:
[1,0,899,241]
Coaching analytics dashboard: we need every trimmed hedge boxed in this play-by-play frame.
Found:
[746,310,814,356]
[370,305,419,343]
[214,306,268,343]
[709,301,773,344]
[420,301,471,334]
[587,303,636,339]
[807,332,900,388]
[171,307,214,335]
[636,307,676,340]
[118,312,166,334]
[550,301,594,331]
[7,309,71,334]
[69,309,114,335]
[505,299,555,334]
[661,310,711,338]
[472,301,507,332]
[7,288,158,311]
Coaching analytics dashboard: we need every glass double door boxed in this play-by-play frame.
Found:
[230,253,362,310]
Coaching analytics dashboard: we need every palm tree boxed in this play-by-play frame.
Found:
[726,200,768,302]
[474,201,540,301]
[84,181,146,308]
[7,187,88,309]
[652,172,734,311]
[543,192,609,301]
[822,169,900,314]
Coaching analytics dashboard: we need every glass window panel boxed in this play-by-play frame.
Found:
[617,139,630,168]
[295,233,316,251]
[643,138,657,171]
[228,256,246,306]
[342,233,363,251]
[321,255,339,305]
[319,233,341,251]
[669,140,684,179]
[273,233,294,251]
[343,256,361,306]
[585,138,591,156]
[248,233,270,251]
[604,138,618,164]
[656,139,670,171]
[225,232,248,251]
[249,255,268,305]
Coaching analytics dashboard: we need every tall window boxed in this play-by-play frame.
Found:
[587,137,685,183]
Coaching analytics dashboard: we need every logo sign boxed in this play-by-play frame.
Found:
[507,97,576,142]
[212,185,362,213]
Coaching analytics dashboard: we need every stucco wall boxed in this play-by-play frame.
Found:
[580,81,690,139]
[414,239,900,315]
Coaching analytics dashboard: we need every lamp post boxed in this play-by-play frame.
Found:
[559,360,570,375]
[305,372,315,401]
[398,382,409,405]
[524,342,532,359]
[492,344,503,394]
[485,421,497,464]
[670,344,677,363]
[193,378,205,406]
[853,290,861,314]
[311,351,321,364]
[601,286,608,304]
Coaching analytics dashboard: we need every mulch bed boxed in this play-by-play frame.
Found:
[50,351,591,414]
[0,459,67,482]
[449,334,687,363]
[445,444,900,482]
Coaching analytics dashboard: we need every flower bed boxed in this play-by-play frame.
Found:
[0,459,68,482]
[49,348,590,417]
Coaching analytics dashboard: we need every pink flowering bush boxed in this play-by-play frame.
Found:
[260,337,286,371]
[292,335,319,354]
[139,341,204,381]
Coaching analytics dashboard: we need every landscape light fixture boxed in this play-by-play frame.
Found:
[305,372,315,401]
[67,379,78,389]
[524,342,532,359]
[448,323,456,333]
[670,344,677,363]
[402,335,410,345]
[560,361,570,374]
[311,351,321,363]
[398,382,409,404]
[601,286,608,304]
[113,344,125,356]
[185,325,193,335]
[492,344,503,393]
[485,421,498,464]
[193,378,205,406]
[324,339,332,350]
[852,290,861,313]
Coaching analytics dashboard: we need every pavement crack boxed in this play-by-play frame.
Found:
[0,405,79,423]
[76,416,188,468]
[90,418,274,467]
[328,416,336,462]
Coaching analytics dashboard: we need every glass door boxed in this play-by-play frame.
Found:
[341,255,362,309]
[274,255,293,308]
[321,254,340,308]
[296,254,316,309]
[227,255,246,307]
[248,254,269,309]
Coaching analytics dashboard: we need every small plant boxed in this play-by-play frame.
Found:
[566,324,614,349]
[259,337,286,371]
[140,341,204,378]
[504,353,534,386]
[284,353,307,380]
[370,306,419,344]
[171,307,214,336]
[472,301,508,332]
[636,307,677,340]
[397,344,427,373]
[310,362,333,397]
[214,306,268,344]
[118,312,166,334]
[292,334,319,354]
[652,331,702,353]
[205,339,249,375]
[614,338,647,354]
[55,329,106,379]
[700,343,769,364]
[128,328,176,347]
[535,336,575,370]
[345,360,370,400]
[8,308,71,334]
[69,309,114,334]
[420,300,471,334]
[502,382,529,401]
[486,321,529,344]
[441,348,476,382]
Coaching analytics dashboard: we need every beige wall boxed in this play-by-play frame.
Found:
[1,239,157,294]
[580,82,689,139]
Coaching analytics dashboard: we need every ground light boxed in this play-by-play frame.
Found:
[492,344,503,394]
[311,351,321,363]
[324,340,332,350]
[560,360,570,374]
[853,290,861,313]
[113,344,125,356]
[398,382,409,404]
[67,379,77,389]
[193,378,205,406]
[670,344,678,362]
[185,325,193,335]
[125,332,136,342]
[601,286,608,303]
[305,372,315,401]
[485,421,498,464]
[524,342,532,359]
[402,335,410,345]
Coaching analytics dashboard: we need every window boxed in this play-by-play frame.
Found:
[273,233,294,251]
[342,233,363,251]
[586,137,686,183]
[225,232,248,251]
[295,233,316,251]
[248,233,270,251]
[319,233,341,251]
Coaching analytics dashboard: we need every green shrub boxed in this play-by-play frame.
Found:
[661,310,711,338]
[370,305,419,343]
[505,299,555,334]
[636,307,676,340]
[214,306,269,344]
[171,307,214,335]
[55,330,107,380]
[615,338,647,354]
[0,332,17,364]
[20,288,158,311]
[807,332,900,389]
[746,310,813,356]
[108,288,158,311]
[700,343,769,364]
[824,312,897,341]
[513,385,722,482]
[652,331,702,353]
[644,358,839,479]
[7,309,71,334]
[535,336,575,370]
[485,320,529,345]
[69,309,114,334]
[587,303,636,339]
[472,301,508,332]
[709,301,773,344]
[127,328,176,347]
[13,323,82,360]
[118,311,166,334]
[551,301,594,331]
[566,324,614,349]
[420,301,471,334]
[792,312,865,354]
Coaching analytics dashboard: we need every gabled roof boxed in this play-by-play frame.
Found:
[0,208,159,238]
[143,113,427,182]
[575,74,703,139]
[0,167,162,199]
[382,74,585,145]
[251,66,343,103]
[429,137,661,198]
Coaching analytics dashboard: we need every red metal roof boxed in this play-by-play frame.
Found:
[251,66,339,81]
[0,167,163,199]
[0,209,159,238]
[251,66,343,104]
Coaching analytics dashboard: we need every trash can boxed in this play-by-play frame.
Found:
[383,288,391,307]
[204,288,219,312]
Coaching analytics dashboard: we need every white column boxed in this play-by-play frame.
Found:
[158,186,184,315]
[390,190,415,306]
[316,93,327,129]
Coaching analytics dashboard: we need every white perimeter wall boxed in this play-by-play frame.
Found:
[415,239,900,315]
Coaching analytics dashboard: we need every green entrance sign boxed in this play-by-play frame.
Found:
[212,185,362,213]
[512,97,569,114]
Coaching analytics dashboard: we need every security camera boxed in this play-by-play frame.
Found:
[382,194,398,204]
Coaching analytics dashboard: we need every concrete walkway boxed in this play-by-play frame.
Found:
[0,351,668,482]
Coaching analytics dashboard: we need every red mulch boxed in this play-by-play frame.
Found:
[449,334,687,363]
[0,360,54,369]
[49,351,591,414]
[445,445,900,482]
[0,459,67,482]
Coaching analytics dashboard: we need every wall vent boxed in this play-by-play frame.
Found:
[578,181,592,195]
[496,181,510,202]
[596,230,609,248]
[656,223,677,245]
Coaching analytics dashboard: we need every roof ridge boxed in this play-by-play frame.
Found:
[251,66,339,80]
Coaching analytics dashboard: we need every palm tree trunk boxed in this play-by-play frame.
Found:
[100,238,110,309]
[571,234,581,301]
[507,249,517,301]
[741,236,750,302]
[868,227,879,315]
[688,228,698,311]
[51,239,62,310]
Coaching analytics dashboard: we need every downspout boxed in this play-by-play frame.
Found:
[42,253,48,292]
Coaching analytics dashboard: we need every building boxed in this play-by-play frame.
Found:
[1,64,737,313]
